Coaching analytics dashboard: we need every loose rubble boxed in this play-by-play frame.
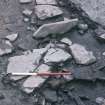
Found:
[70,44,96,65]
[33,19,78,38]
[0,40,13,56]
[35,5,63,20]
[44,48,72,63]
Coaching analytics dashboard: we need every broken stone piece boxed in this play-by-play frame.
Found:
[44,48,72,63]
[19,0,32,4]
[0,40,13,56]
[33,19,78,38]
[78,23,88,31]
[36,0,57,5]
[7,48,47,81]
[22,64,51,93]
[96,97,105,104]
[61,37,72,46]
[6,33,18,42]
[22,9,32,17]
[70,44,96,65]
[35,5,63,20]
[96,33,105,42]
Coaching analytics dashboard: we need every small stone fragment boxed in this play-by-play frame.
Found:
[70,44,96,65]
[96,97,105,104]
[35,5,63,20]
[23,18,29,22]
[42,89,57,102]
[61,37,72,46]
[0,40,13,56]
[96,33,105,42]
[7,48,47,81]
[44,48,72,63]
[36,0,57,5]
[6,33,18,42]
[19,0,32,4]
[78,23,88,31]
[22,9,32,17]
[33,19,78,38]
[22,64,51,93]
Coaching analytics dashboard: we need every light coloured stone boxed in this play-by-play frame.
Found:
[0,40,13,56]
[96,97,105,104]
[19,0,32,3]
[7,48,47,81]
[35,5,63,20]
[33,19,78,38]
[69,0,105,27]
[70,44,96,65]
[6,33,18,42]
[44,48,72,63]
[22,9,32,16]
[22,64,51,93]
[61,37,72,46]
[99,33,105,39]
[36,0,57,5]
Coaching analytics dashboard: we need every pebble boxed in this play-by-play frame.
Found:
[78,23,88,31]
[23,18,29,22]
[33,19,78,38]
[22,9,32,17]
[19,0,32,4]
[96,97,105,104]
[70,44,96,65]
[61,37,72,46]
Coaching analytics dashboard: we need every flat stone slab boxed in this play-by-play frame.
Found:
[33,19,78,38]
[36,0,57,5]
[69,0,105,27]
[44,48,72,63]
[7,48,47,81]
[35,5,63,20]
[22,64,51,93]
[70,44,96,65]
[19,0,32,4]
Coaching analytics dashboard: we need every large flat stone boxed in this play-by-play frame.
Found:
[36,0,57,5]
[22,64,51,93]
[7,48,47,81]
[69,0,105,27]
[44,48,72,63]
[33,19,78,38]
[70,44,96,65]
[35,5,63,20]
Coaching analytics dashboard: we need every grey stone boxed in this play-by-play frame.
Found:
[36,0,57,5]
[22,64,51,93]
[44,48,72,63]
[35,5,63,20]
[19,0,32,4]
[23,18,29,22]
[6,33,18,42]
[96,97,105,104]
[70,44,96,65]
[69,0,105,27]
[33,19,78,38]
[22,9,32,17]
[7,48,47,81]
[78,23,88,31]
[42,89,57,102]
[61,37,72,46]
[0,40,13,56]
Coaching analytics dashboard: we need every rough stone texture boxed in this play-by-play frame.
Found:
[44,48,72,63]
[61,37,72,46]
[69,0,105,27]
[19,0,32,4]
[33,19,78,38]
[0,40,13,56]
[36,0,57,5]
[70,44,96,65]
[6,33,18,42]
[7,48,47,81]
[35,5,63,20]
[22,64,51,93]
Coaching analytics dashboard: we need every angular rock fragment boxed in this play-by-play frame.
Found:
[33,19,78,38]
[22,9,32,17]
[6,33,18,42]
[42,89,57,102]
[22,64,51,93]
[70,44,96,65]
[36,0,57,5]
[61,37,72,46]
[96,33,105,42]
[44,48,72,63]
[19,0,32,4]
[35,5,63,20]
[7,48,47,81]
[0,40,13,56]
[69,0,105,27]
